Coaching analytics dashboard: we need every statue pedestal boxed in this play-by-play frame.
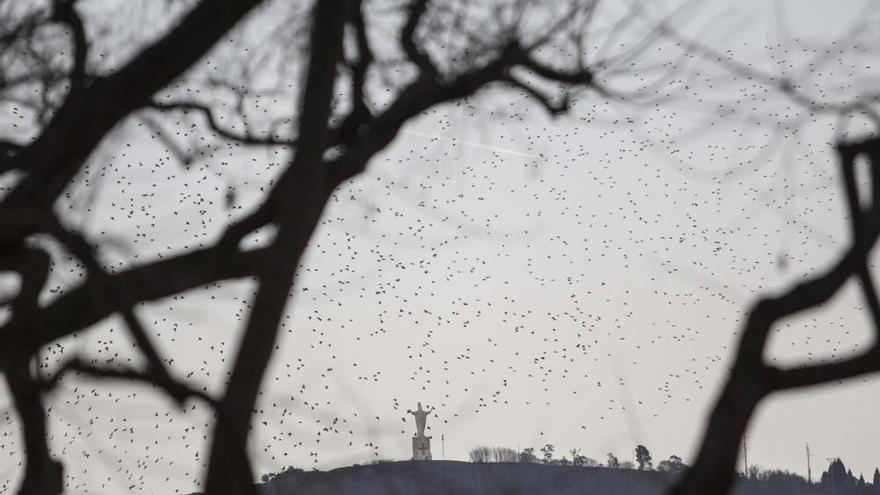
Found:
[412,435,432,460]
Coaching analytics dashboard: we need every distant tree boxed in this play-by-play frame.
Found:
[822,459,856,489]
[635,445,653,471]
[873,468,880,487]
[494,447,519,463]
[606,453,620,469]
[657,455,686,473]
[469,446,518,463]
[860,473,866,486]
[259,466,298,483]
[748,465,762,481]
[540,444,555,464]
[620,461,635,470]
[569,449,598,468]
[519,448,538,464]
[748,467,808,489]
[557,456,571,466]
[469,446,491,463]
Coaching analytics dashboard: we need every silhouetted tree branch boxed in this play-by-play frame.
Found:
[0,1,647,493]
[42,357,217,406]
[149,100,296,148]
[0,245,267,366]
[1,0,266,210]
[50,0,86,92]
[670,137,880,495]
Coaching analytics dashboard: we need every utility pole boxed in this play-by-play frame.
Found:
[742,436,749,479]
[806,443,812,484]
[441,434,445,460]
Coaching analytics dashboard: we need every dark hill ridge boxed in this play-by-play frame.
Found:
[259,461,672,495]
[255,461,836,495]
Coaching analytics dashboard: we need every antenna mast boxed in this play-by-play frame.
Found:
[806,443,812,484]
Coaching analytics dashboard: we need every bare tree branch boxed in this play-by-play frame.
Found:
[401,0,437,78]
[204,2,352,493]
[670,137,880,495]
[327,41,593,188]
[149,100,296,147]
[0,245,268,368]
[2,0,267,210]
[0,2,623,492]
[335,0,375,144]
[43,357,217,406]
[51,0,87,92]
[768,346,880,390]
[44,216,196,408]
[505,73,570,115]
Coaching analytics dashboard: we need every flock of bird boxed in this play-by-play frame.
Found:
[3,2,880,494]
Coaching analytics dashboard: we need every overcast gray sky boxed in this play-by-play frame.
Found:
[3,0,880,493]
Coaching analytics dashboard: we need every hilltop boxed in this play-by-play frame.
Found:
[254,461,847,495]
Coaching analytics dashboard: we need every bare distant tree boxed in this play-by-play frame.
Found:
[635,444,652,471]
[469,446,517,463]
[469,446,492,463]
[495,447,520,463]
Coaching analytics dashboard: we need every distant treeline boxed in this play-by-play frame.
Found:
[469,444,680,472]
[254,447,880,495]
[469,445,880,493]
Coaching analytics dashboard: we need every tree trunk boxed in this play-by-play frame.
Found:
[202,2,350,493]
[7,359,63,495]
[668,368,763,495]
